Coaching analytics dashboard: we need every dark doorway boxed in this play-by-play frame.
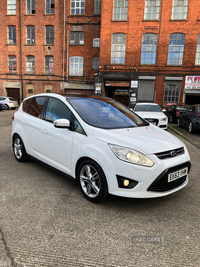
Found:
[6,88,20,104]
[185,94,200,105]
[114,94,129,107]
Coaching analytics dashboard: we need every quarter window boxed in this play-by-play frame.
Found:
[45,26,54,45]
[70,32,84,45]
[8,26,16,44]
[27,97,46,118]
[46,0,55,14]
[7,0,16,14]
[26,56,35,73]
[94,0,101,15]
[167,33,185,65]
[69,57,83,76]
[195,34,200,65]
[113,0,128,20]
[111,33,126,64]
[171,0,188,19]
[144,0,160,20]
[45,56,54,74]
[26,26,35,45]
[8,55,17,73]
[27,0,35,14]
[71,0,85,15]
[141,33,157,64]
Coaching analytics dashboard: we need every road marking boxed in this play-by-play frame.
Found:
[169,125,183,136]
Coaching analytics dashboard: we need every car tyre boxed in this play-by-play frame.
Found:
[13,135,28,162]
[188,121,195,133]
[5,104,9,110]
[77,160,108,203]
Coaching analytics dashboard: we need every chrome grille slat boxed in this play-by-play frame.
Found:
[155,147,184,160]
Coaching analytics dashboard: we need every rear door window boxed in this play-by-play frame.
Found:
[26,97,47,118]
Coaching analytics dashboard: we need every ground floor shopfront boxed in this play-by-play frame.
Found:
[94,73,200,108]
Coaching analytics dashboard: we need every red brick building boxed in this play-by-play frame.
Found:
[95,0,200,108]
[1,0,200,108]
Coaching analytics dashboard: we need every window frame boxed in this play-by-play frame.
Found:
[141,33,157,65]
[93,38,100,47]
[113,0,128,21]
[69,57,83,76]
[71,0,85,15]
[171,0,188,20]
[8,26,16,44]
[94,0,101,15]
[111,33,126,64]
[26,56,35,74]
[164,82,181,106]
[144,0,160,20]
[8,55,17,73]
[92,57,99,70]
[46,0,55,14]
[7,0,16,15]
[70,31,84,45]
[26,26,35,45]
[26,0,35,15]
[195,34,200,65]
[45,26,54,45]
[167,33,185,65]
[45,56,54,74]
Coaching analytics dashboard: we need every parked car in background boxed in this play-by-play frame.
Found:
[133,102,168,130]
[0,96,18,110]
[165,105,189,123]
[177,104,200,133]
[0,103,6,111]
[12,94,190,202]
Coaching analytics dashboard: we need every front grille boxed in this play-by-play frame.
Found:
[145,118,159,126]
[155,147,184,160]
[148,161,191,192]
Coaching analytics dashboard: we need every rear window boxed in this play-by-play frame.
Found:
[134,104,162,112]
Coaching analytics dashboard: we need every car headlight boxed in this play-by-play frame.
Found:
[160,117,167,122]
[109,144,154,167]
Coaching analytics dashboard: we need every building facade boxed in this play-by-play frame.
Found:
[1,0,200,108]
[95,0,200,108]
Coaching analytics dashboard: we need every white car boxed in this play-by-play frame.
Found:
[0,96,19,110]
[134,102,168,130]
[12,94,191,202]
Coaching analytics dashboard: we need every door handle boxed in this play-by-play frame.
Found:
[42,129,48,134]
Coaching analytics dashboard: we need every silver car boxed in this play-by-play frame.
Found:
[0,96,19,110]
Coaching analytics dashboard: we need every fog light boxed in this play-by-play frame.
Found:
[124,180,130,187]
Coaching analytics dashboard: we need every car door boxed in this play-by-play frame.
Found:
[37,97,74,175]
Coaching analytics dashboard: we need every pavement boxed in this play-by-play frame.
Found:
[0,110,200,267]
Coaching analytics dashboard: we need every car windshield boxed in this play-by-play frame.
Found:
[68,97,148,129]
[134,104,162,112]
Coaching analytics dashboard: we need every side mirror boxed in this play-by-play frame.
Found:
[53,119,70,128]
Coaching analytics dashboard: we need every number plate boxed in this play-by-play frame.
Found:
[168,167,188,183]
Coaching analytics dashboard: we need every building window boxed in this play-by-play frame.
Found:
[111,33,126,64]
[144,0,160,20]
[113,0,128,20]
[92,57,99,69]
[8,26,16,44]
[26,56,35,73]
[45,26,54,45]
[70,32,84,45]
[27,0,35,14]
[195,34,200,65]
[45,56,53,74]
[93,38,100,47]
[167,33,185,65]
[164,82,180,105]
[7,0,16,15]
[141,33,157,64]
[71,0,85,15]
[46,0,55,14]
[8,56,17,73]
[26,26,35,45]
[94,0,101,15]
[69,57,83,76]
[171,0,188,19]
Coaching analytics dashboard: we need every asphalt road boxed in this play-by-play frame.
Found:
[0,110,200,267]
